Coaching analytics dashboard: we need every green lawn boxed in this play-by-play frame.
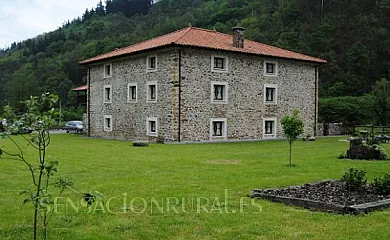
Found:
[1,135,390,240]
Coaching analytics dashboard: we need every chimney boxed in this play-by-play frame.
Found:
[232,27,245,48]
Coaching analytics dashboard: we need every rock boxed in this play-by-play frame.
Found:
[133,141,149,147]
[308,136,316,141]
[350,138,363,148]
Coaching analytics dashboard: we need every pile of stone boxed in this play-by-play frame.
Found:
[346,139,388,160]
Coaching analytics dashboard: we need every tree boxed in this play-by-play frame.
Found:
[0,93,100,240]
[281,110,304,166]
[1,0,390,116]
[96,0,106,16]
[372,78,390,126]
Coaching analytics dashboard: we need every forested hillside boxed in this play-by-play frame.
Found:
[0,0,389,118]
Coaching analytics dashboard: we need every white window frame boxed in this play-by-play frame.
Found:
[211,55,228,73]
[104,115,112,132]
[263,61,278,77]
[127,83,137,103]
[146,55,158,72]
[263,117,277,138]
[210,118,227,140]
[264,84,277,105]
[146,81,158,103]
[211,81,228,104]
[103,85,112,103]
[104,63,112,78]
[146,117,158,136]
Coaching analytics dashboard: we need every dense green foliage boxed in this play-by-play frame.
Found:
[341,168,367,192]
[319,96,373,123]
[372,173,390,195]
[0,0,389,116]
[319,78,390,124]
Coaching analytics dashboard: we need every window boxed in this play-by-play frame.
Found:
[211,55,228,72]
[263,118,277,138]
[210,118,227,140]
[264,84,277,104]
[127,83,137,102]
[264,61,278,76]
[147,117,158,136]
[211,81,228,104]
[103,85,112,103]
[104,115,112,131]
[104,63,112,78]
[147,81,157,102]
[147,56,157,72]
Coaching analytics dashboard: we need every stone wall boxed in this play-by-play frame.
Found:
[87,47,318,141]
[320,122,344,136]
[88,48,179,140]
[83,113,88,133]
[179,48,317,141]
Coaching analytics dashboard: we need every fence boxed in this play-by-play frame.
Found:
[321,123,390,137]
[355,125,390,138]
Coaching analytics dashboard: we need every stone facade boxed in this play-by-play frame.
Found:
[87,47,318,142]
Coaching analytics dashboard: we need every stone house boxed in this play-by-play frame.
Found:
[80,27,326,142]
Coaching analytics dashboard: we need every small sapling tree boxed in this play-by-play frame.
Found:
[281,110,304,166]
[0,93,100,240]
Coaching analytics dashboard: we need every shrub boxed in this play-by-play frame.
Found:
[372,144,388,160]
[372,173,390,195]
[338,153,347,159]
[341,168,367,191]
[61,107,85,122]
[318,95,373,124]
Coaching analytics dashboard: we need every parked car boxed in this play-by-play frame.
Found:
[22,126,33,134]
[1,119,33,134]
[65,121,84,133]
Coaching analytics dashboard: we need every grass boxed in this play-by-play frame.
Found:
[1,135,390,239]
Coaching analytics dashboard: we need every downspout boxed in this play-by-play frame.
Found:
[314,66,318,137]
[87,67,91,137]
[178,50,182,142]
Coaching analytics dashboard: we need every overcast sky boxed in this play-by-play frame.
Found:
[0,0,100,48]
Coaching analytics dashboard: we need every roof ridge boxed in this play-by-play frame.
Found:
[80,26,326,64]
[173,26,193,43]
[188,27,233,37]
[122,27,190,50]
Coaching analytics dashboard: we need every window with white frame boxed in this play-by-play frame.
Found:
[104,63,112,78]
[211,55,228,72]
[103,85,112,103]
[104,115,112,131]
[147,81,157,102]
[147,117,158,136]
[211,81,228,104]
[263,118,277,138]
[210,118,227,139]
[264,84,277,104]
[127,83,137,102]
[147,56,157,72]
[264,61,278,76]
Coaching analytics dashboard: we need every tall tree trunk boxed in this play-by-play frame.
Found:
[289,141,292,166]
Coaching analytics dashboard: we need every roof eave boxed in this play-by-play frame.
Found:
[79,43,178,66]
[79,43,326,66]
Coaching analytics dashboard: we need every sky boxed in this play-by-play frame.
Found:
[0,0,100,48]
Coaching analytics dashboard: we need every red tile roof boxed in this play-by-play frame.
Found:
[72,85,87,91]
[80,27,326,65]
